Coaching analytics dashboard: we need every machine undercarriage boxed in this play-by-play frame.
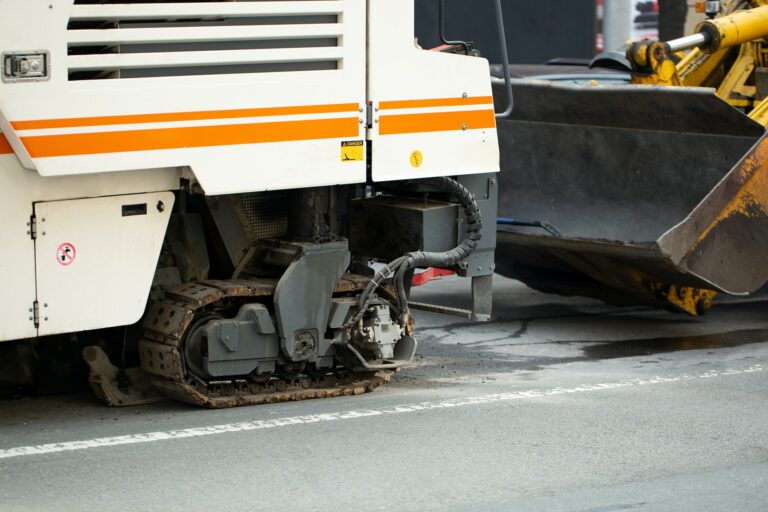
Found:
[67,177,493,408]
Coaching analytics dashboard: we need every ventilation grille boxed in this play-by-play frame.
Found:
[240,192,289,241]
[67,0,344,80]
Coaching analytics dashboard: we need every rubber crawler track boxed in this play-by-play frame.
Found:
[138,276,393,409]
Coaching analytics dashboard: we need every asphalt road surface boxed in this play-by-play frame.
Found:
[1,275,767,511]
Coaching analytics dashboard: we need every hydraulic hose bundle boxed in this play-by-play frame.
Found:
[348,177,483,329]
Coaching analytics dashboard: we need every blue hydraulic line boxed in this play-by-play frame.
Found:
[497,218,562,237]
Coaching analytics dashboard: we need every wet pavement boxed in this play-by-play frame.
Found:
[0,275,766,511]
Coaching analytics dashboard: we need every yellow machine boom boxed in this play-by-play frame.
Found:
[629,0,768,119]
[696,4,768,52]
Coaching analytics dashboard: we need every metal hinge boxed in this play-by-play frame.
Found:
[366,103,373,129]
[31,300,40,328]
[28,214,37,240]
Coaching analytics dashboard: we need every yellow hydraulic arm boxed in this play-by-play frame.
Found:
[627,0,768,124]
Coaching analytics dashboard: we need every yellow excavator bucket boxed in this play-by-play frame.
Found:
[494,79,768,315]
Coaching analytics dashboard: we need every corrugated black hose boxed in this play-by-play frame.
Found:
[348,177,482,328]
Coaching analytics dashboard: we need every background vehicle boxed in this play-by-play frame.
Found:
[494,0,768,315]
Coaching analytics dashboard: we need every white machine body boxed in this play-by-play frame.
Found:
[0,0,499,343]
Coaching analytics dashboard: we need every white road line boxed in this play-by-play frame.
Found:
[0,364,763,461]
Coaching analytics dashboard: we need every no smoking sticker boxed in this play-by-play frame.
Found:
[57,243,76,266]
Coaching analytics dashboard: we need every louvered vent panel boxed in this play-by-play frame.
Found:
[67,1,344,80]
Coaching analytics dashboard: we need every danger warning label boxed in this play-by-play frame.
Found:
[341,140,364,162]
[57,243,76,266]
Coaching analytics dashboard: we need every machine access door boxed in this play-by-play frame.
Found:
[34,192,174,337]
[0,148,37,342]
[367,0,499,182]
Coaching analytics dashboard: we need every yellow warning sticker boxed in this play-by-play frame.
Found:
[341,140,364,162]
[410,150,424,168]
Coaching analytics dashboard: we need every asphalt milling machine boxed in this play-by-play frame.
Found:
[494,0,768,316]
[0,0,510,407]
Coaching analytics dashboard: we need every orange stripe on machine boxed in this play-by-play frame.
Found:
[11,103,360,131]
[22,117,360,158]
[378,109,496,136]
[0,133,12,154]
[379,96,494,110]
